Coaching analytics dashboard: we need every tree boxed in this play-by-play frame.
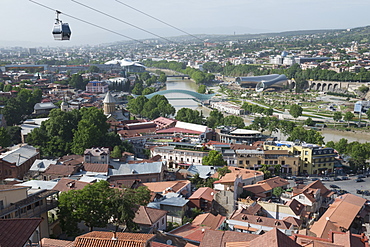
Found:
[289,104,303,121]
[202,150,227,166]
[58,181,113,235]
[279,120,296,136]
[358,85,369,94]
[176,108,203,124]
[58,180,151,236]
[110,186,151,232]
[69,74,85,90]
[111,145,123,158]
[304,117,314,126]
[158,73,167,83]
[343,111,355,127]
[206,110,224,128]
[223,115,245,128]
[217,166,231,178]
[333,112,342,126]
[197,84,207,94]
[0,127,11,148]
[272,187,284,198]
[287,126,324,145]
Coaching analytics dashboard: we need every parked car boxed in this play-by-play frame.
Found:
[311,178,319,181]
[341,176,349,180]
[358,175,366,179]
[357,189,363,194]
[330,184,340,189]
[333,177,342,181]
[321,177,330,181]
[356,178,365,182]
[363,190,370,196]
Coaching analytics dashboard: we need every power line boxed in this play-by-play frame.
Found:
[28,0,154,47]
[115,0,204,42]
[71,0,177,44]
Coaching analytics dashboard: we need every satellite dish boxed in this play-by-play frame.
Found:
[166,240,172,245]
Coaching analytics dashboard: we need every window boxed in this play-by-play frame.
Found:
[162,218,165,224]
[305,151,308,155]
[239,161,243,165]
[246,161,250,165]
[0,201,3,210]
[304,158,308,161]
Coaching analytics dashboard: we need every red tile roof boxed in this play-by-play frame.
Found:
[83,163,109,173]
[189,187,216,201]
[156,127,203,135]
[43,164,78,176]
[133,205,167,226]
[199,230,258,247]
[310,193,367,238]
[170,214,226,242]
[41,238,73,247]
[0,218,42,247]
[74,231,155,247]
[248,227,301,247]
[52,178,91,192]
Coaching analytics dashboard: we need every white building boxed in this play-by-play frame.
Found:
[211,101,244,115]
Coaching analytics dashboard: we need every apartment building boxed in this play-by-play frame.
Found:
[264,141,336,175]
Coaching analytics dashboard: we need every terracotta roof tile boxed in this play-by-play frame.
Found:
[41,238,73,247]
[83,163,109,173]
[230,209,293,230]
[189,187,216,201]
[133,205,167,226]
[0,218,42,247]
[52,178,91,192]
[199,230,258,247]
[249,228,301,247]
[142,180,190,194]
[43,164,78,176]
[74,231,155,247]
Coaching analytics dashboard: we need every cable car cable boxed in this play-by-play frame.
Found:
[115,0,204,42]
[71,0,177,44]
[29,0,153,46]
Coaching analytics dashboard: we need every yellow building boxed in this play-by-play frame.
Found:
[236,149,300,175]
[264,141,336,175]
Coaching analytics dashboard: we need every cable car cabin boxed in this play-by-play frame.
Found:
[52,22,71,40]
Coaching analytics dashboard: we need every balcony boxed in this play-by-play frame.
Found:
[0,190,59,218]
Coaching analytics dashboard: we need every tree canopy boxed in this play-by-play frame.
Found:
[27,108,132,157]
[286,126,325,145]
[127,95,175,119]
[289,104,303,120]
[176,108,203,124]
[202,150,227,166]
[58,181,151,236]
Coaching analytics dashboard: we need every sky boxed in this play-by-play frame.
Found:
[1,0,370,47]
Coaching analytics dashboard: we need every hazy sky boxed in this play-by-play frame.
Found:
[1,0,369,47]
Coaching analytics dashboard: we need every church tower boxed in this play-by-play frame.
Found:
[103,91,116,115]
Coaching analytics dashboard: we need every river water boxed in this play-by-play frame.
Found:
[164,77,212,116]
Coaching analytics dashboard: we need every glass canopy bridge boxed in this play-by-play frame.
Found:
[140,89,215,102]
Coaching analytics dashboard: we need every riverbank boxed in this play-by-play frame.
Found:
[321,128,370,143]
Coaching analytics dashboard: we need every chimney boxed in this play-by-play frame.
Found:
[112,232,117,240]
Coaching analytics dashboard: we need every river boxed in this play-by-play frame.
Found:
[164,77,212,116]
